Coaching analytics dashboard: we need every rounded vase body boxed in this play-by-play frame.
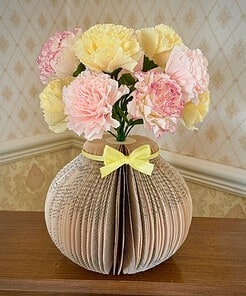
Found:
[45,135,192,274]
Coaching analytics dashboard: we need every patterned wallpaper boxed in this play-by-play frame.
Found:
[0,148,80,211]
[0,0,245,170]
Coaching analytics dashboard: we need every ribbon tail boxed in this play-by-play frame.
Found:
[100,166,111,178]
[130,161,154,176]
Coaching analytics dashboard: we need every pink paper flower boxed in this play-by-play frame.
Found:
[165,45,209,104]
[63,70,129,140]
[37,28,82,84]
[186,47,209,96]
[128,71,184,137]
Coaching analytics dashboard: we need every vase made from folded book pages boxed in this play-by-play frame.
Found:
[45,135,192,274]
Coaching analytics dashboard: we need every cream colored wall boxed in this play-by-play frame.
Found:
[0,148,80,211]
[0,148,245,218]
[0,0,245,215]
[189,181,246,218]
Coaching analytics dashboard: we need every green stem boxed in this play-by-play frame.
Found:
[116,122,127,141]
[125,124,135,137]
[108,130,117,138]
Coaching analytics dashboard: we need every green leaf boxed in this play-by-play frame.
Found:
[73,63,86,77]
[112,103,121,122]
[142,55,158,72]
[121,95,133,111]
[117,106,129,124]
[118,73,136,86]
[132,119,144,125]
[105,67,122,79]
[112,111,120,122]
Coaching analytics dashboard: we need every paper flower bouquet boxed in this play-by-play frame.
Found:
[37,23,210,142]
[37,24,210,275]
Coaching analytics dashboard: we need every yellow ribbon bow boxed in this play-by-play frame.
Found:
[81,144,159,178]
[100,144,156,178]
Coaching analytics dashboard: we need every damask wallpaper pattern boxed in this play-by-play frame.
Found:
[0,148,245,218]
[0,148,79,211]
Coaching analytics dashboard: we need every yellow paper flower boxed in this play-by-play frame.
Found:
[39,77,73,133]
[136,24,182,68]
[73,24,141,73]
[181,90,210,130]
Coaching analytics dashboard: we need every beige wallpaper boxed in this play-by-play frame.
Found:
[0,147,245,218]
[0,147,80,211]
[0,0,245,169]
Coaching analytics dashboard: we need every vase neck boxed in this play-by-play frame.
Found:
[83,135,159,156]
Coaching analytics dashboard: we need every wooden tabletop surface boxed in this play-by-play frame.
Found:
[0,211,245,296]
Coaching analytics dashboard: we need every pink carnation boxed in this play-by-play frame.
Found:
[128,71,184,137]
[165,45,209,104]
[63,70,129,140]
[37,28,82,84]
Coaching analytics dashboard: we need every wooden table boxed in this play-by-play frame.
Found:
[0,211,245,296]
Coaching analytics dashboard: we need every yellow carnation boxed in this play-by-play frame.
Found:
[73,24,141,73]
[136,24,182,68]
[39,77,73,133]
[181,90,210,130]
